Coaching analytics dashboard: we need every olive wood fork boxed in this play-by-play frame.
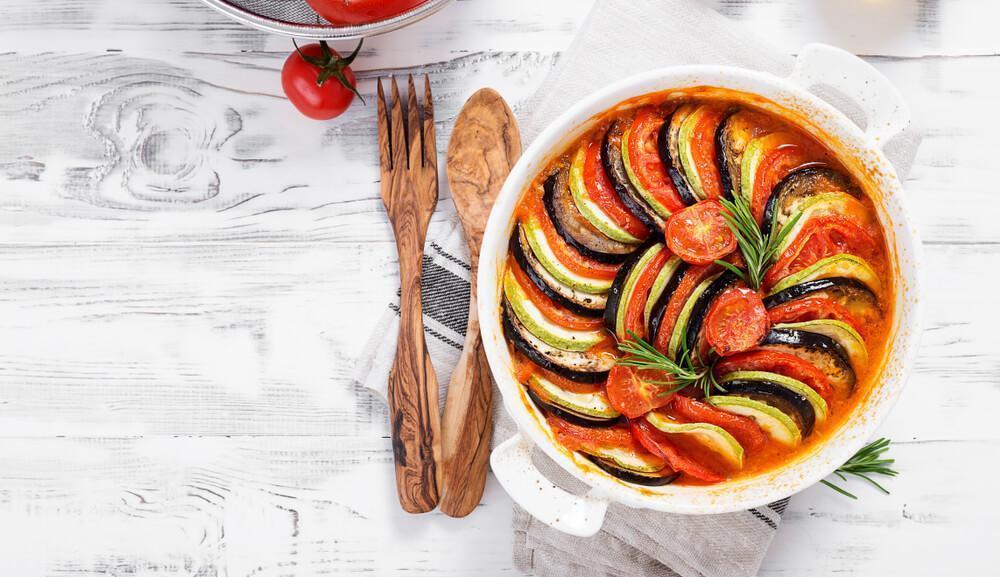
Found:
[377,75,441,513]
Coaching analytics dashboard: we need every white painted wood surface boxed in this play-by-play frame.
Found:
[0,0,995,574]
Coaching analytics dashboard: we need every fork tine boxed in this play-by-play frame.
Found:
[376,78,392,175]
[406,74,422,170]
[422,75,437,173]
[389,76,407,174]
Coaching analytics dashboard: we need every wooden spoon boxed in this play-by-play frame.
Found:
[439,89,521,517]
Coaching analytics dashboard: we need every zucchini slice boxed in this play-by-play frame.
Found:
[719,370,829,426]
[646,412,745,469]
[588,455,680,486]
[711,379,816,437]
[677,105,726,200]
[715,109,776,201]
[668,271,724,359]
[618,119,673,222]
[647,263,689,345]
[663,104,699,205]
[761,166,861,237]
[522,216,615,294]
[772,195,875,259]
[543,169,634,264]
[739,132,797,206]
[502,302,613,383]
[760,326,856,396]
[764,277,879,323]
[769,254,881,296]
[503,268,606,351]
[603,242,666,341]
[708,395,802,447]
[604,121,665,230]
[774,319,869,370]
[569,145,643,244]
[525,374,620,421]
[643,256,684,330]
[509,228,606,317]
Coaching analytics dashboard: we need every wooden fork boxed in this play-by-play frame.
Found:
[377,75,441,514]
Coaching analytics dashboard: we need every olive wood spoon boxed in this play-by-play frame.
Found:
[440,88,521,517]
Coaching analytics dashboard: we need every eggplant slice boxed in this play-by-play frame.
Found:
[525,387,620,428]
[647,262,689,344]
[684,270,739,354]
[714,109,781,202]
[719,379,816,437]
[761,166,860,237]
[502,302,612,383]
[602,122,664,231]
[763,277,879,321]
[659,106,699,205]
[544,169,634,264]
[587,455,680,486]
[760,327,856,395]
[603,239,663,335]
[510,226,606,318]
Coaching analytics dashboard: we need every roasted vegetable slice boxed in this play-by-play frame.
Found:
[543,169,634,264]
[569,139,647,244]
[502,302,613,383]
[718,370,829,426]
[677,105,729,200]
[521,217,615,294]
[524,374,620,422]
[603,120,665,230]
[774,319,869,371]
[510,227,607,317]
[604,241,668,341]
[761,166,861,237]
[663,104,699,205]
[620,109,687,218]
[764,277,879,325]
[707,395,802,447]
[759,325,856,396]
[715,109,778,200]
[769,253,881,296]
[710,378,816,437]
[646,411,745,469]
[504,268,607,351]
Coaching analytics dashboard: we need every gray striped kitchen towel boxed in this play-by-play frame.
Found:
[356,0,920,575]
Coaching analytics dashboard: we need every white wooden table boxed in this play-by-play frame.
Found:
[0,0,995,575]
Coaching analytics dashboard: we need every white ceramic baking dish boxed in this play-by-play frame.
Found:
[479,44,921,536]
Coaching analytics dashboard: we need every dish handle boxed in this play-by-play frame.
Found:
[491,432,609,537]
[787,43,911,148]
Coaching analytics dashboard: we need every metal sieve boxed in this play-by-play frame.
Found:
[198,0,454,39]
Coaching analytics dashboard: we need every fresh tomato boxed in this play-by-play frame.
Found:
[750,147,815,223]
[767,296,865,335]
[548,416,666,468]
[670,394,767,453]
[629,418,725,482]
[715,349,835,402]
[765,215,880,288]
[704,286,769,356]
[622,250,670,340]
[524,193,620,280]
[686,107,728,199]
[605,365,673,419]
[304,0,426,25]
[508,258,606,331]
[625,108,687,213]
[665,200,737,265]
[582,137,650,239]
[282,40,364,120]
[652,264,716,353]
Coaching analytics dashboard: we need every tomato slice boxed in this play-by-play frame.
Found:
[605,365,673,419]
[508,258,605,331]
[715,349,835,403]
[626,108,687,213]
[583,137,650,239]
[665,200,737,265]
[514,353,603,394]
[623,250,670,340]
[629,418,725,482]
[524,192,620,280]
[652,264,716,353]
[671,394,766,453]
[687,107,728,199]
[750,145,814,223]
[704,286,770,356]
[549,416,666,469]
[767,296,865,335]
[765,215,880,288]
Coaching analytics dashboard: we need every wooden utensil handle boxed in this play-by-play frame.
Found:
[440,261,494,517]
[387,217,441,514]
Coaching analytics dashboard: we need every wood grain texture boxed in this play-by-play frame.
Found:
[0,0,994,574]
[440,89,521,517]
[379,76,442,513]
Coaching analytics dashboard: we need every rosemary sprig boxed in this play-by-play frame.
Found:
[616,332,724,398]
[715,193,802,290]
[821,437,898,499]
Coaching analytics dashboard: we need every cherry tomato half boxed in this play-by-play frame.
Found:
[282,41,362,120]
[665,200,737,265]
[704,286,769,356]
[304,0,426,25]
[605,366,673,419]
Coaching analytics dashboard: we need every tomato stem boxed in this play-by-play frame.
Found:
[292,38,366,104]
